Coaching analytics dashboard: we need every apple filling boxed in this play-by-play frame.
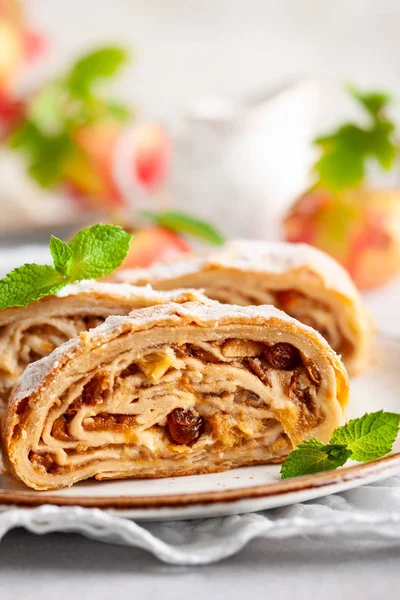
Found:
[201,286,347,356]
[0,316,108,407]
[25,339,323,478]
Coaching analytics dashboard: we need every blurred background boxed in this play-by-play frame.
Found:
[23,1,400,124]
[1,0,400,318]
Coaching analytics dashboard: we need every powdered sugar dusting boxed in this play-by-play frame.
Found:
[116,240,358,299]
[11,286,207,402]
[13,336,81,402]
[117,256,207,285]
[56,280,205,303]
[127,299,294,327]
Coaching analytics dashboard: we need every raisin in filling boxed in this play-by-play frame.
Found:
[31,339,322,473]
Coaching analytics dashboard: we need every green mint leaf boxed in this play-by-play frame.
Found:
[49,235,73,276]
[330,411,400,462]
[280,439,351,479]
[314,85,397,191]
[0,224,132,309]
[141,211,225,246]
[0,264,65,309]
[68,46,128,96]
[68,224,132,280]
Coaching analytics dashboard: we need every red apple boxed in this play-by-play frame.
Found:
[283,186,400,290]
[63,121,171,211]
[63,120,124,209]
[134,123,171,190]
[0,88,24,136]
[119,226,190,269]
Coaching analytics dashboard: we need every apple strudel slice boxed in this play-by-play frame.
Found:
[0,281,204,409]
[115,240,371,375]
[2,300,348,491]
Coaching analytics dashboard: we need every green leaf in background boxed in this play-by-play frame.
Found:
[67,224,132,280]
[314,84,397,191]
[106,101,132,122]
[11,121,45,155]
[27,133,73,188]
[314,125,367,191]
[68,46,128,97]
[280,439,352,479]
[11,121,74,188]
[141,211,225,246]
[49,235,73,276]
[347,84,392,120]
[367,119,397,170]
[330,411,400,462]
[0,264,64,310]
[29,81,70,136]
[10,45,130,189]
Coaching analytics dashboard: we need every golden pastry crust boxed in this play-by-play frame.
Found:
[0,281,205,408]
[2,300,348,491]
[115,240,372,375]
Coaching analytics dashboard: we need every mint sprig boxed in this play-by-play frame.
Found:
[141,210,225,246]
[281,411,400,479]
[330,411,400,462]
[280,439,352,479]
[0,224,132,309]
[314,84,397,191]
[50,235,73,275]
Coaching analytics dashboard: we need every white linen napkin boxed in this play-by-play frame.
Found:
[0,245,399,565]
[2,475,400,565]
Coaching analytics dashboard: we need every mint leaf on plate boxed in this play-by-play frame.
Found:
[330,411,400,462]
[67,224,132,280]
[280,439,351,479]
[281,410,400,479]
[0,264,64,310]
[49,235,73,276]
[0,224,132,309]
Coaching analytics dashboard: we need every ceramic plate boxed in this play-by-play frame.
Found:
[0,335,399,521]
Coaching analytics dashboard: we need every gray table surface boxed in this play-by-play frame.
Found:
[2,529,400,600]
[1,275,399,599]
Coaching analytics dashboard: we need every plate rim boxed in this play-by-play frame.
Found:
[1,452,400,509]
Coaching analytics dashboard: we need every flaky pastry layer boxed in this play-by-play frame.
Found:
[2,301,348,491]
[0,281,204,408]
[116,240,372,374]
